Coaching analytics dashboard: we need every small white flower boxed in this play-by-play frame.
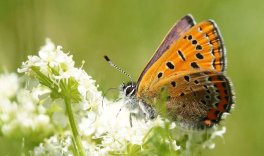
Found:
[33,133,74,156]
[0,73,19,98]
[0,73,54,139]
[212,126,226,139]
[18,39,75,78]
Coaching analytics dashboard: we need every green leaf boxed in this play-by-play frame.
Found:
[31,66,81,104]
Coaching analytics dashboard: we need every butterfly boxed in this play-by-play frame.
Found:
[105,14,234,129]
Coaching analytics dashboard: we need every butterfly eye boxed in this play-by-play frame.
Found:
[125,85,135,96]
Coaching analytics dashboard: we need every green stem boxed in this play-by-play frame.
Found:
[65,95,85,156]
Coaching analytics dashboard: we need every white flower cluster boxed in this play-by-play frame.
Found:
[0,73,53,140]
[33,132,73,156]
[18,39,74,78]
[18,39,101,118]
[17,39,167,155]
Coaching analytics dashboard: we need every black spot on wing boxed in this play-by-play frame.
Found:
[184,76,190,82]
[188,35,192,40]
[157,72,163,78]
[191,62,200,69]
[171,81,176,87]
[166,62,175,70]
[177,50,186,61]
[196,53,204,59]
[192,40,197,45]
[180,92,185,96]
[200,100,206,104]
[196,45,202,50]
[212,59,216,69]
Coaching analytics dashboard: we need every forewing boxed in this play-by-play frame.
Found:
[137,20,226,94]
[137,15,196,83]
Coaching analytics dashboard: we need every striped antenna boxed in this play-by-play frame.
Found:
[104,55,134,83]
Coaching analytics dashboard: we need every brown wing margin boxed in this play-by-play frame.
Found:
[137,14,196,85]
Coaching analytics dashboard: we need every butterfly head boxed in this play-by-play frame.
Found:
[121,82,137,97]
[104,55,137,97]
[120,81,157,123]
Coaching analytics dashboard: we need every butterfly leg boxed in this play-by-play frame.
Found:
[129,111,149,127]
[139,101,157,120]
[129,112,137,127]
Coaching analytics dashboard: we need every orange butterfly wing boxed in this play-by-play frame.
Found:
[136,18,233,128]
[137,20,225,93]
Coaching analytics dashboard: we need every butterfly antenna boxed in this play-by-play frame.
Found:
[104,55,134,83]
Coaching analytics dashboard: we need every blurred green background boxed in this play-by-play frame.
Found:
[0,0,263,155]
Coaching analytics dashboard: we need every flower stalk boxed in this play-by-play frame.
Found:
[64,95,85,156]
[29,65,85,155]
